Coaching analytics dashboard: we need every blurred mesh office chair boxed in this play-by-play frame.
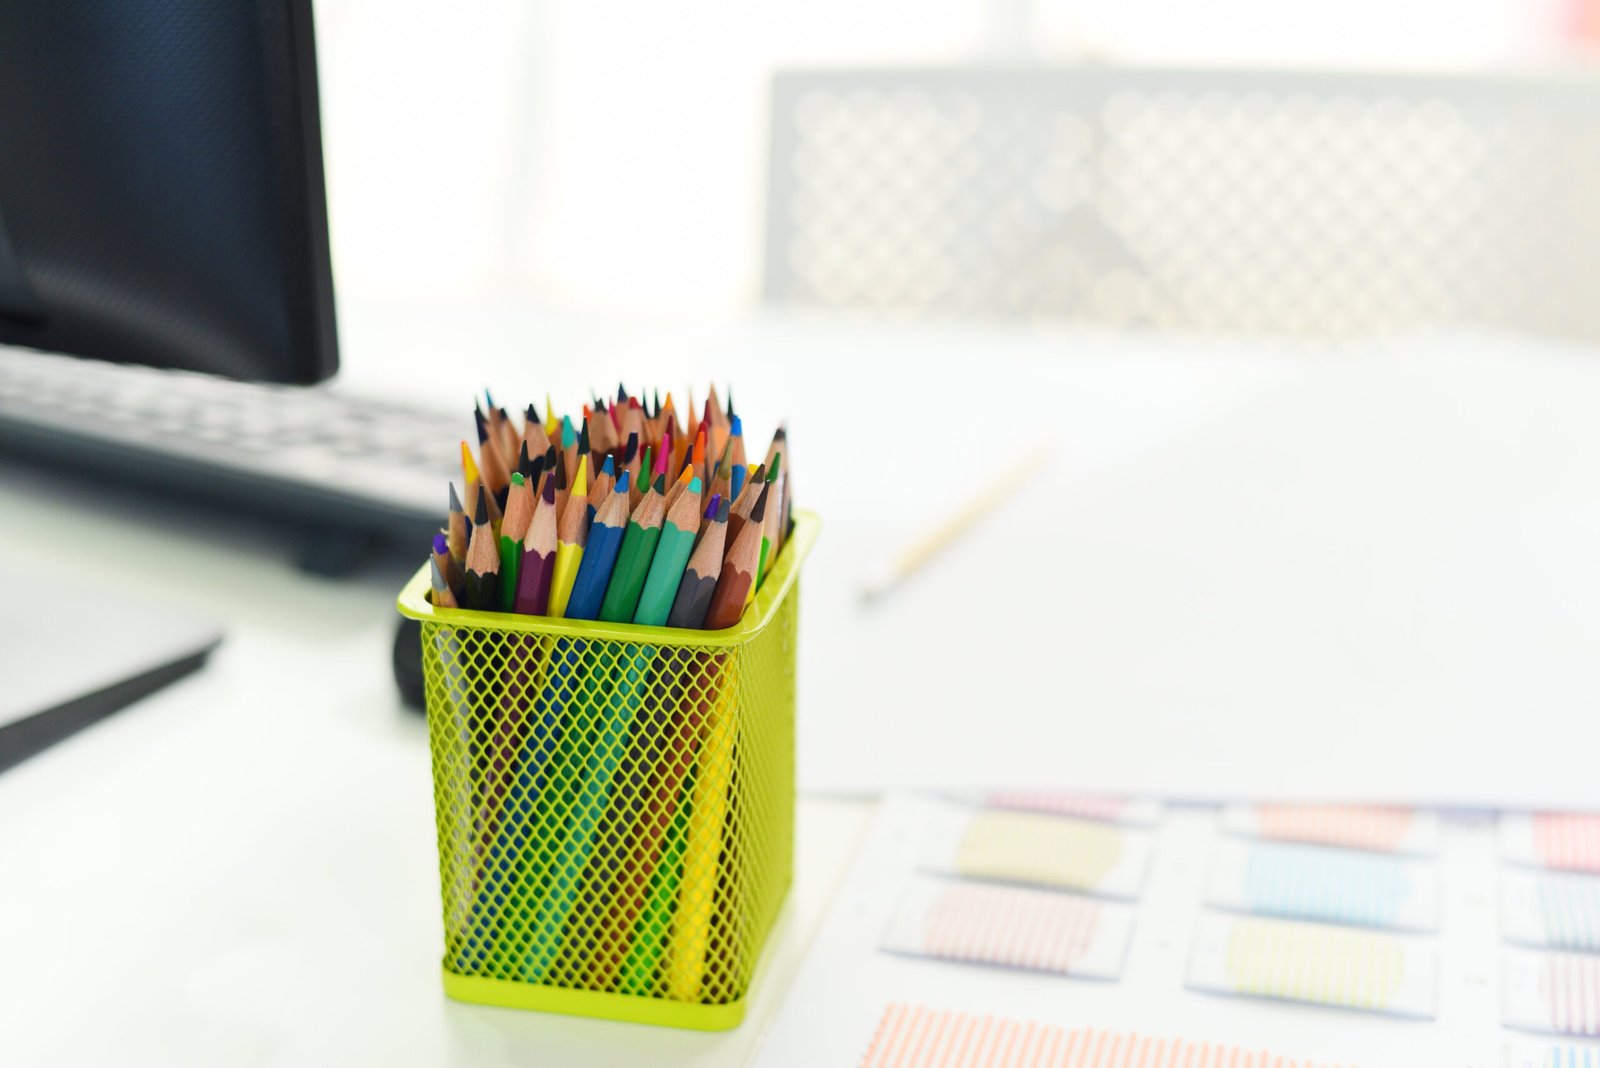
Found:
[764,68,1600,341]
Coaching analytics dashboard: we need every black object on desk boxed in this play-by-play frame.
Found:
[0,582,223,773]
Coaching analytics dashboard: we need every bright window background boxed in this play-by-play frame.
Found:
[311,0,1584,319]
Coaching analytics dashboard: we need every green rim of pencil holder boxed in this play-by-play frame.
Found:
[396,510,818,1031]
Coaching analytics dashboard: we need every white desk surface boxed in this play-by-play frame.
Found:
[3,304,1593,1065]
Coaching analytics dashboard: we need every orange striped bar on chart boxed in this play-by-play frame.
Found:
[858,1003,1352,1068]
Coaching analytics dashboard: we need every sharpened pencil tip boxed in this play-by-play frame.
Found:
[473,490,489,525]
[448,482,463,512]
[716,497,731,521]
[433,532,449,555]
[705,494,721,519]
[731,414,742,437]
[615,469,631,494]
[601,455,615,476]
[751,481,770,522]
[542,474,556,503]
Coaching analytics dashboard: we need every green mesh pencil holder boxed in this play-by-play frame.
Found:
[396,511,817,1031]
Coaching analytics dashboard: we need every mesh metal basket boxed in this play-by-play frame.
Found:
[396,512,817,1030]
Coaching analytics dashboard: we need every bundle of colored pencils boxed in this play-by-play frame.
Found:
[429,385,792,630]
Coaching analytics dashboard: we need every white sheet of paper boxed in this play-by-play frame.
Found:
[750,793,1582,1068]
[797,334,1600,807]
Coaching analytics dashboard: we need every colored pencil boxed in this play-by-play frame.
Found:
[725,462,765,551]
[429,556,458,609]
[662,461,697,516]
[728,415,747,502]
[513,475,559,615]
[461,442,502,526]
[586,455,615,525]
[564,471,630,621]
[560,414,578,484]
[667,497,729,629]
[756,455,781,592]
[703,482,766,630]
[475,409,512,503]
[622,433,642,507]
[463,489,501,611]
[549,470,591,619]
[633,477,704,627]
[446,483,469,566]
[498,471,534,608]
[433,532,463,601]
[598,475,668,624]
[522,402,552,462]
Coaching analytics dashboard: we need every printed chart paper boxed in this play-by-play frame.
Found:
[1501,871,1600,953]
[1504,1040,1600,1067]
[1221,803,1439,856]
[750,794,1531,1068]
[858,1003,1350,1068]
[1186,914,1438,1019]
[1504,949,1600,1037]
[881,876,1135,980]
[1206,839,1439,932]
[918,804,1153,899]
[1503,815,1600,875]
[941,791,1163,826]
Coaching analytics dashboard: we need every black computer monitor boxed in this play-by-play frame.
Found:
[0,0,338,384]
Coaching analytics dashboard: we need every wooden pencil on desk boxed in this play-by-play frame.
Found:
[667,496,729,629]
[463,489,501,611]
[703,483,767,630]
[514,475,559,616]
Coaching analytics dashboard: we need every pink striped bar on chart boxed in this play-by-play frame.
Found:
[1534,814,1600,875]
[983,792,1129,823]
[1255,804,1414,853]
[1543,953,1600,1036]
[858,1003,1352,1068]
[924,883,1100,974]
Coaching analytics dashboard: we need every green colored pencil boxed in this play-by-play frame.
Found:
[598,474,668,623]
[633,477,703,626]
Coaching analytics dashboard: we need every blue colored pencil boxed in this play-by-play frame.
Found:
[564,471,630,621]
